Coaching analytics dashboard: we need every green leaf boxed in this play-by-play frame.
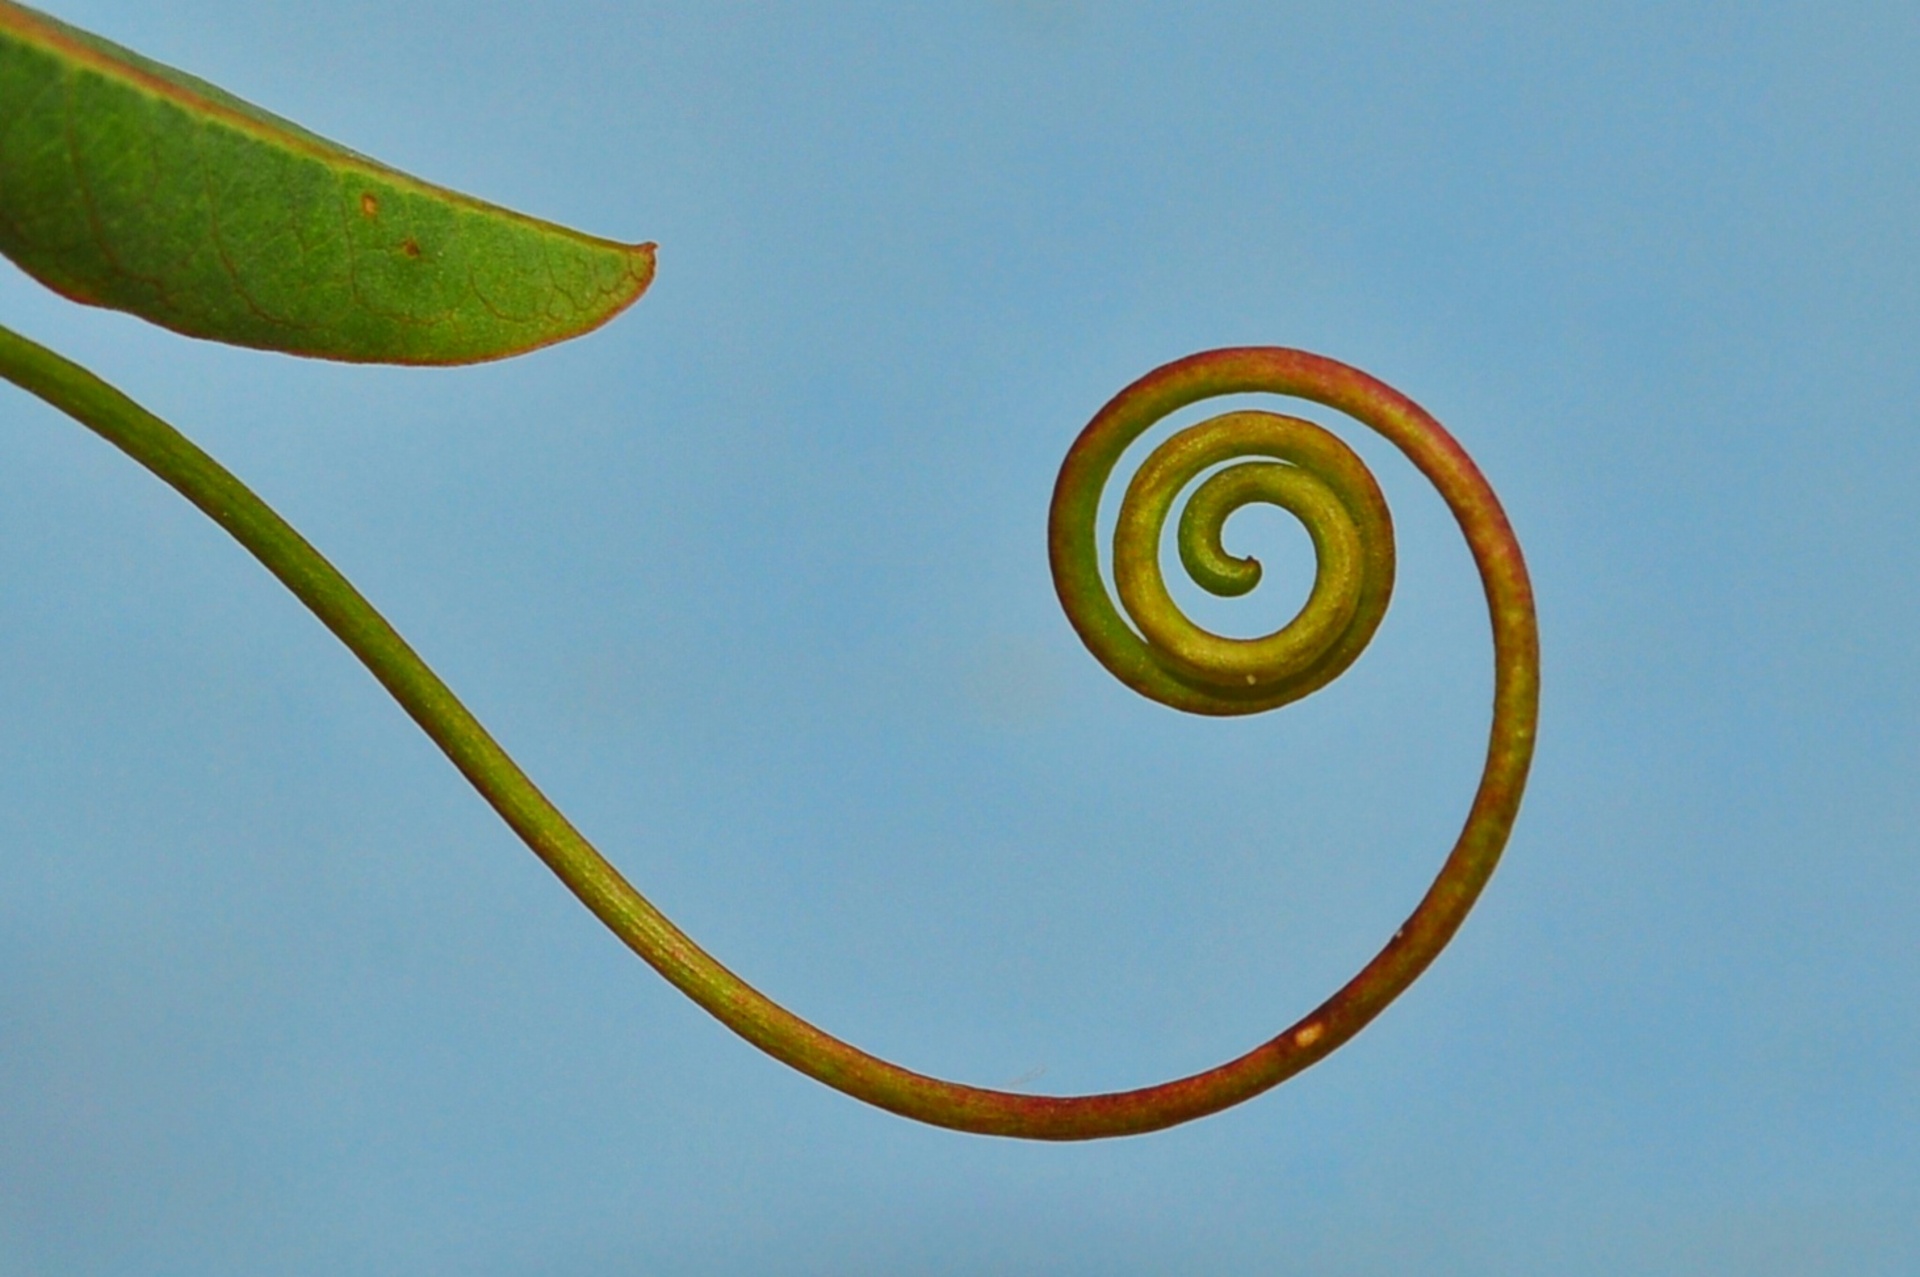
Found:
[0,1,654,364]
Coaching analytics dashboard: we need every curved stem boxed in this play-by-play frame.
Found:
[0,324,1536,1140]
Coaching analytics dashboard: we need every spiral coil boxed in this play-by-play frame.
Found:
[1064,403,1394,712]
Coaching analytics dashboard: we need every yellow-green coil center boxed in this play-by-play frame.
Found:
[1111,409,1393,701]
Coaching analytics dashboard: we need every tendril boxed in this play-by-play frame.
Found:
[0,329,1536,1141]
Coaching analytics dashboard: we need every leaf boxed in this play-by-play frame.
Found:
[0,1,654,364]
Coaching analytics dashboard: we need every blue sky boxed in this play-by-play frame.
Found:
[2,2,1916,1273]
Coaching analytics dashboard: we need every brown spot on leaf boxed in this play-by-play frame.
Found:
[360,192,379,218]
[400,237,422,259]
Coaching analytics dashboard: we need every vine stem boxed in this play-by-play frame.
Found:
[0,323,1536,1140]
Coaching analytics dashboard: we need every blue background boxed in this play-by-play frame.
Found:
[3,2,1916,1272]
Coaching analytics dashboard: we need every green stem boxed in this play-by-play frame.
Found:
[0,323,1536,1140]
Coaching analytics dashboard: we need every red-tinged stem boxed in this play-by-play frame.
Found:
[0,327,1535,1139]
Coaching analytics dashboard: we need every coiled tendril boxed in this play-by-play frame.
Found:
[0,331,1535,1141]
[1059,401,1394,716]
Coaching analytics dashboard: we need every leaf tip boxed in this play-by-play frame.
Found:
[589,236,658,336]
